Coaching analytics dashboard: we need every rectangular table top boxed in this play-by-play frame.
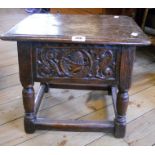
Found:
[0,14,150,45]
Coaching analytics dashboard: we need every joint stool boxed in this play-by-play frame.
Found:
[0,14,150,138]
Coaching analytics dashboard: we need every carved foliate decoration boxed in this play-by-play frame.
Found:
[35,44,116,80]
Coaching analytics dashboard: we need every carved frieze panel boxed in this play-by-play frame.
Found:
[34,43,116,80]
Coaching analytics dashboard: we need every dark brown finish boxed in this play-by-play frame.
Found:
[1,14,150,45]
[50,8,137,18]
[35,119,114,132]
[34,43,116,81]
[114,47,135,138]
[0,14,150,138]
[22,87,35,133]
[17,41,33,87]
[17,41,36,133]
[50,8,103,15]
[34,83,46,115]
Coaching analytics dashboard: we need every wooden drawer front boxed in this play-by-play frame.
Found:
[33,43,118,83]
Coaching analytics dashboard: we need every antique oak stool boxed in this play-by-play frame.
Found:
[0,14,150,138]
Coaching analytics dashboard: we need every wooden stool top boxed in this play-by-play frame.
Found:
[0,14,150,45]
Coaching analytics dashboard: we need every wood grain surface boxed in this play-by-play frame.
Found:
[0,14,150,45]
[0,9,155,145]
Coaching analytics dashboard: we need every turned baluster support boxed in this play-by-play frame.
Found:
[114,89,129,138]
[114,46,135,138]
[23,86,36,133]
[17,42,36,133]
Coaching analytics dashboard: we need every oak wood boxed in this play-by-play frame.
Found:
[35,118,114,132]
[17,41,34,88]
[50,8,103,15]
[0,13,150,139]
[111,87,117,117]
[0,14,150,45]
[114,47,135,138]
[50,9,137,18]
[34,84,46,115]
[22,87,35,133]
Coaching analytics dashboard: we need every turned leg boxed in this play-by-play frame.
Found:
[23,86,36,133]
[114,46,135,138]
[17,42,36,133]
[114,89,129,138]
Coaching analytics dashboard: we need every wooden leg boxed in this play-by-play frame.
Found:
[34,84,46,115]
[114,46,135,138]
[17,42,36,133]
[44,83,49,93]
[114,89,129,138]
[22,86,36,133]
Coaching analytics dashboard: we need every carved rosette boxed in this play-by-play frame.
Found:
[35,45,116,80]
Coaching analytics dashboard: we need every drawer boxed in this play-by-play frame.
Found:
[33,43,119,85]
